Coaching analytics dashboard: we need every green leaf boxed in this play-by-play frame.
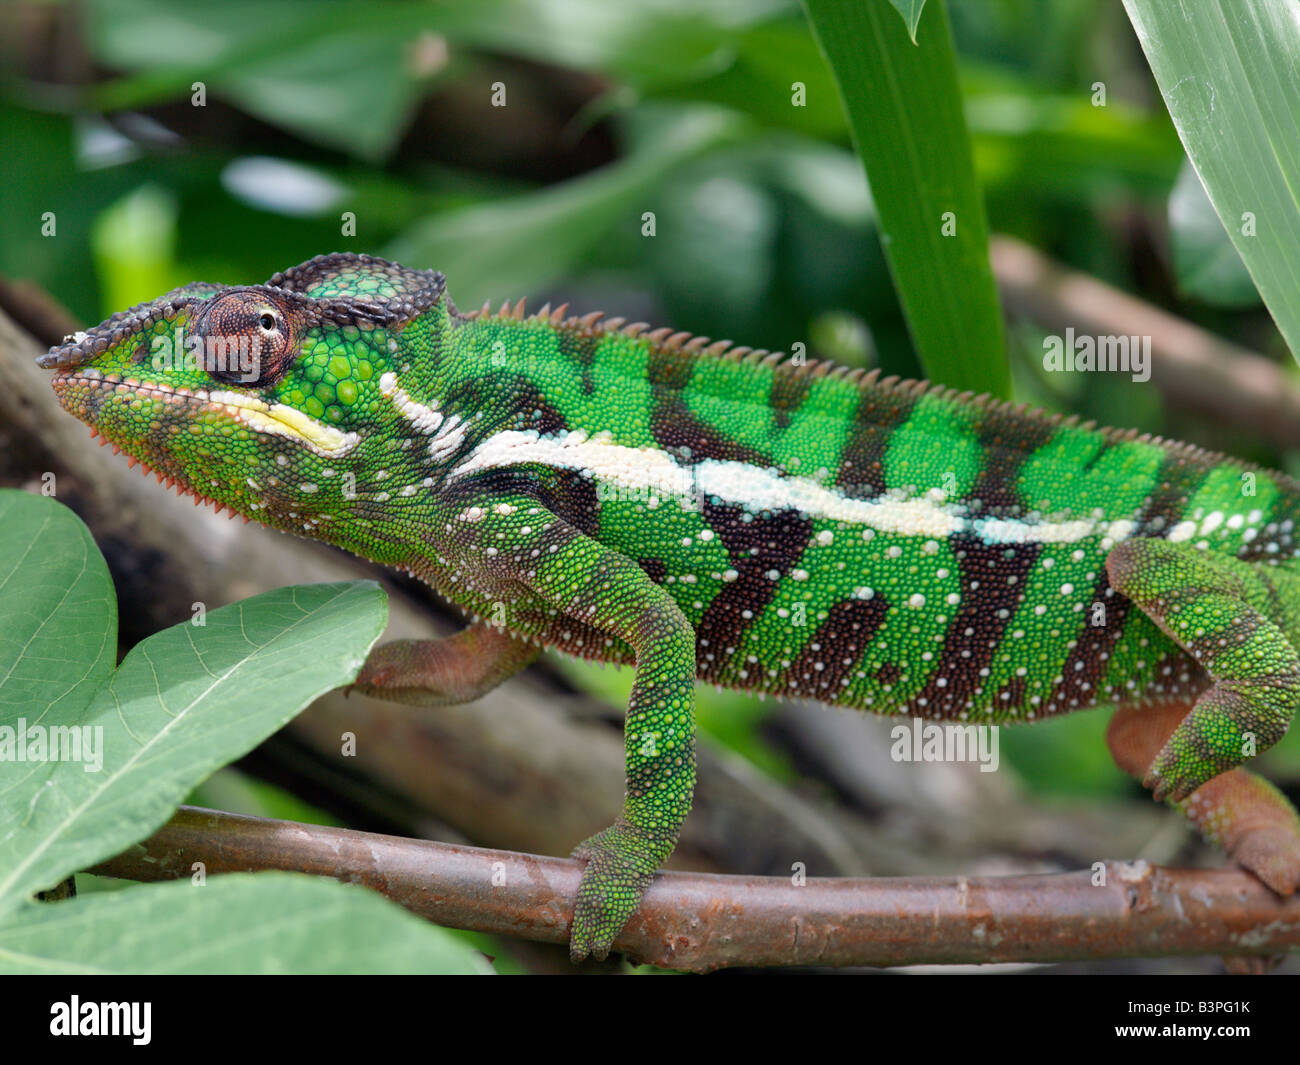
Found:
[0,872,491,974]
[386,105,748,308]
[0,493,116,728]
[90,0,428,160]
[888,0,926,43]
[0,494,386,914]
[1123,0,1300,358]
[1168,161,1261,308]
[801,0,1009,396]
[87,0,790,144]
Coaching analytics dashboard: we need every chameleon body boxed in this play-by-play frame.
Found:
[40,253,1300,960]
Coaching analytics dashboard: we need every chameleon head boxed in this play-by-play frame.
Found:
[38,255,451,561]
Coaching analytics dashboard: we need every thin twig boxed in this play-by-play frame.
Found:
[89,806,1300,971]
[991,235,1300,448]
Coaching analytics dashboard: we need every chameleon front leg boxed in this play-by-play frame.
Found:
[465,493,697,962]
[1107,701,1300,894]
[351,621,539,706]
[1106,538,1300,801]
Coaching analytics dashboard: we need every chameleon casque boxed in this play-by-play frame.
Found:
[39,252,1300,961]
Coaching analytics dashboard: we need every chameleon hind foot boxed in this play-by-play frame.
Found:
[1108,701,1300,895]
[1106,538,1300,801]
[1184,770,1300,895]
[350,620,538,707]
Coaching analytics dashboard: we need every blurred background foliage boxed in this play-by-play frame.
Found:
[3,0,1299,865]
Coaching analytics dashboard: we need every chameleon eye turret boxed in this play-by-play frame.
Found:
[192,288,300,387]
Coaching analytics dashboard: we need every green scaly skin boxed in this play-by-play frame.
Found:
[39,253,1300,960]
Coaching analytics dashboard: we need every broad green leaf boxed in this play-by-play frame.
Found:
[0,493,116,727]
[1123,0,1300,358]
[88,0,790,139]
[0,572,386,914]
[386,105,748,308]
[888,0,927,43]
[1168,161,1260,308]
[90,0,429,160]
[0,872,492,974]
[802,0,1009,396]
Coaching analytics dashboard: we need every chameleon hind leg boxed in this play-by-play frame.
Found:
[1106,538,1300,801]
[1107,701,1300,893]
[352,621,539,706]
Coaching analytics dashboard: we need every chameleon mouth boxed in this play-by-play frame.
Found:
[52,370,360,459]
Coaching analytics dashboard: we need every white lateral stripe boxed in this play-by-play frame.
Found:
[452,429,1135,545]
[457,429,693,496]
[973,517,1096,544]
[208,389,359,458]
[693,459,967,537]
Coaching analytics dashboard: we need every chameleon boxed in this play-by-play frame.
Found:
[38,252,1300,962]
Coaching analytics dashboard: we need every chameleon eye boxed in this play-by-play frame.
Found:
[195,290,297,388]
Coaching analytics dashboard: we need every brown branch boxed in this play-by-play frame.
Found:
[89,806,1300,971]
[991,234,1300,449]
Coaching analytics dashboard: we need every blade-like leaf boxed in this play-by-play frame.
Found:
[1123,0,1300,358]
[0,872,492,974]
[888,0,927,43]
[801,0,1009,396]
[0,576,386,914]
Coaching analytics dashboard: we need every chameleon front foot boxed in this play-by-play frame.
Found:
[568,821,663,962]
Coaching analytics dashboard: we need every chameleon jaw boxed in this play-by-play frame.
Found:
[51,370,360,460]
